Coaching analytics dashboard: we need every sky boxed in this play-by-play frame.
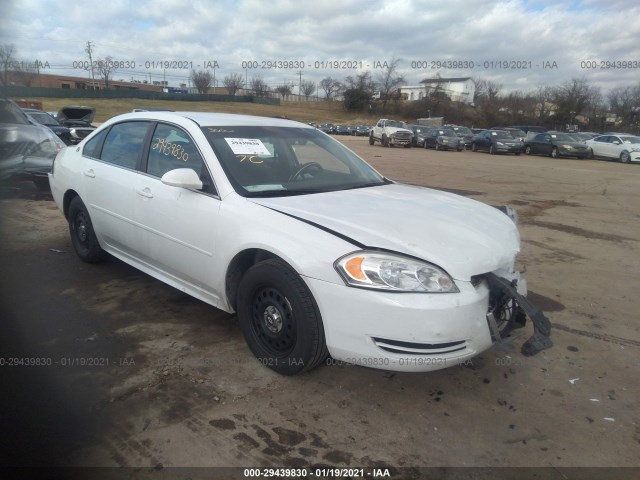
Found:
[1,0,639,96]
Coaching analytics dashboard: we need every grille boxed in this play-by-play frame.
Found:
[372,337,466,355]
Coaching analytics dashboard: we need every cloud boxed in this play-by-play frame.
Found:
[1,0,638,93]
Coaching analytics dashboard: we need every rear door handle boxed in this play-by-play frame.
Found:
[83,169,95,178]
[136,187,153,198]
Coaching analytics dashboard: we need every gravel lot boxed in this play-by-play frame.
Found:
[1,136,639,474]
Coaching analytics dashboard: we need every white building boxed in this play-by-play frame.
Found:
[400,77,476,105]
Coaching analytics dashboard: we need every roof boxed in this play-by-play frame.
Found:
[112,111,312,128]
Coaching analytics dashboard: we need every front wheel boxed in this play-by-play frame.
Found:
[471,143,477,152]
[620,151,631,163]
[68,196,107,263]
[551,147,559,158]
[489,144,496,155]
[369,134,374,146]
[524,145,532,155]
[237,259,328,375]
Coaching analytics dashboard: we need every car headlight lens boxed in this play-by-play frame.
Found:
[334,251,459,293]
[560,144,573,149]
[497,142,504,146]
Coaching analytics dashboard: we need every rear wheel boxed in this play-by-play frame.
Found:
[68,196,107,263]
[237,259,328,375]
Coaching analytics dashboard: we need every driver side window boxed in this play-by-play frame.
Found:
[146,123,216,194]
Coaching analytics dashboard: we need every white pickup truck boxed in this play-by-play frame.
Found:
[369,118,413,147]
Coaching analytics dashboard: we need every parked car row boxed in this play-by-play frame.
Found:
[310,122,372,136]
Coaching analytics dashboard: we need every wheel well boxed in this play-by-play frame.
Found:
[225,249,279,311]
[62,190,80,220]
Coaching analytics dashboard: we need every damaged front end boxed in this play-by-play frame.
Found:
[486,204,553,356]
[486,272,552,356]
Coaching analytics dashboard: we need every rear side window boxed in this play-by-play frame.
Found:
[100,122,152,169]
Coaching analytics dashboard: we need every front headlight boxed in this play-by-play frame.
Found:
[560,144,573,150]
[334,251,459,293]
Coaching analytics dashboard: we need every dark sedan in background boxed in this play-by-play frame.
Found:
[447,125,474,149]
[524,132,592,159]
[423,128,463,151]
[23,108,72,145]
[471,130,524,155]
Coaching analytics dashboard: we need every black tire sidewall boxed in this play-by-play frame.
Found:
[237,259,326,375]
[68,196,106,263]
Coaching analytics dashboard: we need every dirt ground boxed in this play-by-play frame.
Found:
[1,136,639,475]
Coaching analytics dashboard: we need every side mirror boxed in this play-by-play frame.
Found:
[612,140,621,145]
[161,168,203,190]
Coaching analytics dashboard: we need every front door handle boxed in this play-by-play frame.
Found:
[136,187,153,198]
[83,169,95,178]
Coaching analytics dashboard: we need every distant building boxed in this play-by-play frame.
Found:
[401,77,475,105]
[5,71,164,92]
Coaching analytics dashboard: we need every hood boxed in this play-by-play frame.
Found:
[249,183,520,281]
[57,106,96,123]
[386,127,412,135]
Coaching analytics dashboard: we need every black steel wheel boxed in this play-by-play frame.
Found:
[68,196,107,263]
[237,259,328,375]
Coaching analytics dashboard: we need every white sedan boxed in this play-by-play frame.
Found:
[585,133,640,163]
[49,112,551,374]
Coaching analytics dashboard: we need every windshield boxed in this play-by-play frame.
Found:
[452,126,472,135]
[437,130,457,137]
[28,112,59,126]
[490,131,511,139]
[386,120,407,128]
[201,126,388,197]
[550,133,576,141]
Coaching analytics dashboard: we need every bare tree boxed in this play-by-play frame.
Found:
[319,76,342,100]
[13,61,38,87]
[344,71,376,93]
[223,73,244,95]
[274,84,292,101]
[376,57,405,111]
[608,85,640,129]
[190,69,213,94]
[250,76,269,97]
[95,56,118,89]
[300,80,316,100]
[0,44,16,86]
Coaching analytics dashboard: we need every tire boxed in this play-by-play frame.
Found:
[33,176,50,191]
[369,134,374,146]
[515,152,521,156]
[620,151,631,163]
[551,147,559,159]
[586,149,593,159]
[435,143,440,151]
[423,141,428,149]
[237,258,328,375]
[524,145,532,155]
[68,196,107,263]
[489,144,496,155]
[471,143,477,152]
